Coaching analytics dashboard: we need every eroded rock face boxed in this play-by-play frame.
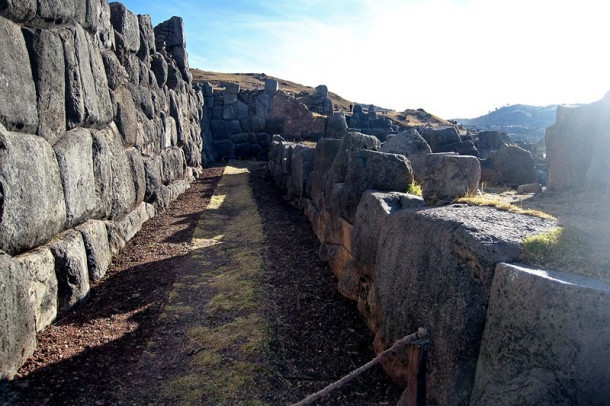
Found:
[0,251,37,380]
[373,205,557,405]
[546,93,610,191]
[472,263,610,406]
[422,153,480,201]
[0,128,67,255]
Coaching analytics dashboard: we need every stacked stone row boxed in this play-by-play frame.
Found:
[0,1,204,379]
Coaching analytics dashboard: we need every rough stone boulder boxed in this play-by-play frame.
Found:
[373,206,557,405]
[311,138,341,207]
[380,129,431,182]
[0,16,38,133]
[325,112,348,139]
[15,247,57,332]
[476,130,504,150]
[288,145,316,199]
[488,144,537,187]
[0,127,67,255]
[109,2,140,53]
[421,126,461,152]
[76,220,112,282]
[471,263,610,406]
[340,150,414,223]
[422,153,480,202]
[0,251,37,380]
[546,92,610,191]
[54,128,98,228]
[338,191,424,329]
[49,229,91,312]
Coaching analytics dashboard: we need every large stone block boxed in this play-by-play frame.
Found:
[109,2,140,52]
[85,0,114,51]
[380,129,432,182]
[106,202,154,255]
[113,86,138,146]
[422,153,480,202]
[54,128,98,228]
[472,263,610,406]
[341,150,413,223]
[0,0,36,22]
[374,206,557,405]
[311,138,341,207]
[0,251,36,380]
[488,144,537,187]
[22,27,66,144]
[126,148,146,206]
[49,229,90,312]
[93,126,136,219]
[37,0,76,24]
[61,24,110,129]
[421,126,461,152]
[0,16,38,133]
[102,50,127,90]
[161,147,186,184]
[0,128,66,255]
[16,247,58,332]
[76,219,111,282]
[136,14,155,61]
[151,52,168,87]
[290,146,316,199]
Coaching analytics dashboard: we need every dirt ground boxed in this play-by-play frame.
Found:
[1,162,401,405]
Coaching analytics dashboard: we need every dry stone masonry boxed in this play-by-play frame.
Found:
[0,1,203,379]
[269,125,609,404]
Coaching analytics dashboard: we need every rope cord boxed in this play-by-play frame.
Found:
[291,327,427,406]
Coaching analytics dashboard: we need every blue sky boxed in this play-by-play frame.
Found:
[120,0,610,119]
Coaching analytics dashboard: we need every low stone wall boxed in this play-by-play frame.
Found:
[200,80,348,163]
[0,1,203,379]
[265,135,610,404]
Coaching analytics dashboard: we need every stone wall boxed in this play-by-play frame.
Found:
[200,79,348,162]
[546,92,610,191]
[0,1,203,379]
[267,135,608,404]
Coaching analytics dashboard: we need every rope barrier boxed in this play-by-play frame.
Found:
[291,327,428,406]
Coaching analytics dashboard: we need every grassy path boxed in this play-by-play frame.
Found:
[121,162,271,405]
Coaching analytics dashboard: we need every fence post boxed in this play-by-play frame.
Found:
[397,338,428,406]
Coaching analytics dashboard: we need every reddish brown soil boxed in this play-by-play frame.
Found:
[1,163,401,405]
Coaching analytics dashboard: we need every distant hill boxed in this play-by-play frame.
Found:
[456,104,558,129]
[190,69,450,127]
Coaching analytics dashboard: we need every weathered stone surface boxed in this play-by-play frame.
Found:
[37,0,75,24]
[136,14,155,61]
[311,138,341,206]
[325,112,348,139]
[0,251,36,380]
[422,153,480,201]
[150,52,168,87]
[16,247,57,332]
[374,206,557,405]
[113,86,138,146]
[126,148,146,206]
[546,93,610,191]
[85,0,114,51]
[106,202,154,255]
[0,16,38,133]
[471,263,610,406]
[421,126,461,152]
[264,79,278,95]
[290,147,316,199]
[109,2,140,52]
[154,16,185,49]
[54,128,97,227]
[161,147,186,184]
[86,29,114,125]
[488,144,537,187]
[102,50,127,90]
[49,229,91,312]
[341,150,413,223]
[327,132,380,188]
[60,24,107,128]
[0,0,36,22]
[476,130,503,150]
[76,219,111,282]
[516,183,542,194]
[0,128,66,255]
[22,27,66,143]
[380,129,431,182]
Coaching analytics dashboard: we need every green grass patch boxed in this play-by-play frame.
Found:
[455,196,556,220]
[406,181,423,196]
[522,226,609,281]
